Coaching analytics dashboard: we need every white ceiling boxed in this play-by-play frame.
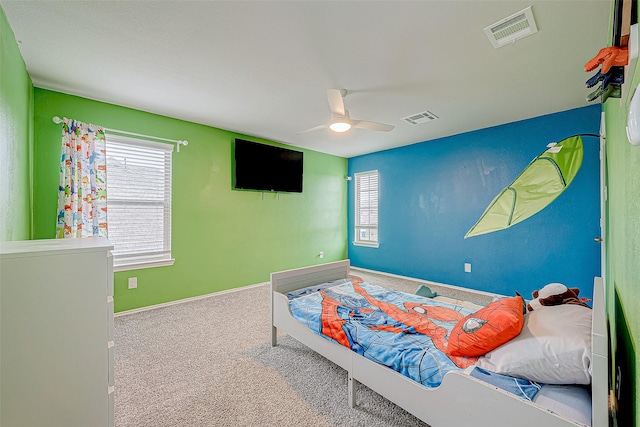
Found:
[2,0,610,158]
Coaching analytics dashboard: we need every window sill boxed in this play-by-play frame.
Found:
[113,258,175,272]
[352,241,379,248]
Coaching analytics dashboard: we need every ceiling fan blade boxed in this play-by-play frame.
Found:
[352,120,395,132]
[326,89,346,117]
[297,124,328,134]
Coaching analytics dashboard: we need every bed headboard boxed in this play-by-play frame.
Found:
[270,260,351,295]
[591,276,608,427]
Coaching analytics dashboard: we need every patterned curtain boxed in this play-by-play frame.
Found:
[56,118,108,238]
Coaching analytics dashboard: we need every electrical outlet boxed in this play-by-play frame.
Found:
[319,251,324,259]
[464,263,472,273]
[128,277,137,289]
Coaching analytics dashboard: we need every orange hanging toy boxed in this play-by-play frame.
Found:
[584,46,629,74]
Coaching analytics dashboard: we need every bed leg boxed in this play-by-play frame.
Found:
[348,373,358,408]
[271,325,277,347]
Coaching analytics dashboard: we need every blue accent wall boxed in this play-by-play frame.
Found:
[348,105,601,301]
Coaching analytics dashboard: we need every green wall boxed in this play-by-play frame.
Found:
[33,89,348,312]
[0,7,33,242]
[604,72,640,425]
[602,6,640,425]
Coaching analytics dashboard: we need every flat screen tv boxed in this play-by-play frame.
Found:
[233,139,303,193]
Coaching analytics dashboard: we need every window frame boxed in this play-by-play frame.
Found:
[105,134,175,272]
[353,170,380,248]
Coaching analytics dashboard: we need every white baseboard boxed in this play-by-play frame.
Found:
[349,266,504,299]
[115,282,268,317]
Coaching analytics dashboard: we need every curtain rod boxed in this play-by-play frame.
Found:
[52,116,188,152]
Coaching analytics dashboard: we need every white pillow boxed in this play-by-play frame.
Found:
[476,304,592,384]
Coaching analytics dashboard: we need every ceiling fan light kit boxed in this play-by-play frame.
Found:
[299,88,394,135]
[329,121,352,132]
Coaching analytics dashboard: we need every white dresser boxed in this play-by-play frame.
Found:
[0,237,114,427]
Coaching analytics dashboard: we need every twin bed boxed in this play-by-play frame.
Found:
[270,260,609,427]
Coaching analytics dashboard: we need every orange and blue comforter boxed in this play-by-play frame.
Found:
[288,279,543,400]
[288,279,478,388]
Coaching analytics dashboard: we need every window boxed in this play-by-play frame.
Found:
[105,134,174,271]
[354,170,379,247]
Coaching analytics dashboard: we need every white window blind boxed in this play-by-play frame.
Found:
[105,134,174,270]
[354,170,379,247]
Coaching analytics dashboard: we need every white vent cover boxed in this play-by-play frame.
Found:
[484,6,538,49]
[403,111,438,125]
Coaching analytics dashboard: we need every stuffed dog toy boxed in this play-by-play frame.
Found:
[527,283,591,311]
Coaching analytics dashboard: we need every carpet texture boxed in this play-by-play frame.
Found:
[114,269,490,426]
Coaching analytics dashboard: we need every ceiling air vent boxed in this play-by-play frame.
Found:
[403,111,438,125]
[484,6,538,49]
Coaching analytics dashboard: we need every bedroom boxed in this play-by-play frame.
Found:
[0,1,637,426]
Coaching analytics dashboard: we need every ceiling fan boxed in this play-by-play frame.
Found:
[298,89,395,134]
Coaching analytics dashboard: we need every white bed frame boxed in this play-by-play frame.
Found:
[270,260,609,427]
